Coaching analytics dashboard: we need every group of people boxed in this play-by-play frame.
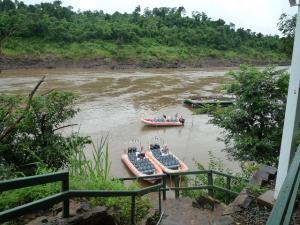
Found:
[159,113,184,123]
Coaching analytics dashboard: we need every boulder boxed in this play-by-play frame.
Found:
[257,190,276,208]
[25,206,116,225]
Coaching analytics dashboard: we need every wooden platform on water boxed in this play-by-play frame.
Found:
[184,99,235,108]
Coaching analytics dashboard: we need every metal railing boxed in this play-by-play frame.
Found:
[0,169,244,225]
[266,147,300,225]
[119,170,245,199]
[0,171,163,225]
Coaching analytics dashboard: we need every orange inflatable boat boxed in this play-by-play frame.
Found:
[121,147,163,183]
[141,118,184,126]
[145,144,188,174]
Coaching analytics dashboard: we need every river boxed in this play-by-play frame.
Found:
[0,67,240,177]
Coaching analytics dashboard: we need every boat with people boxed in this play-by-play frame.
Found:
[121,145,163,183]
[141,114,185,126]
[145,143,188,174]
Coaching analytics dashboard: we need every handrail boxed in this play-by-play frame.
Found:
[0,192,69,223]
[0,172,163,225]
[0,169,243,225]
[118,169,244,199]
[118,173,167,181]
[0,171,69,192]
[0,171,70,221]
[266,147,300,225]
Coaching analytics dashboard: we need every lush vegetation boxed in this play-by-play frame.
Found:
[197,65,289,165]
[278,13,296,56]
[0,79,150,224]
[0,139,150,225]
[182,152,258,203]
[0,88,89,177]
[0,0,290,65]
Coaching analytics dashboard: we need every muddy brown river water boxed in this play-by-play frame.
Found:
[0,68,240,177]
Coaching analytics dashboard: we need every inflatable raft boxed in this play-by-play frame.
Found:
[141,118,184,126]
[145,144,188,174]
[121,147,163,183]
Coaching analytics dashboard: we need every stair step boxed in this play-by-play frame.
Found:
[159,197,228,225]
[257,190,276,208]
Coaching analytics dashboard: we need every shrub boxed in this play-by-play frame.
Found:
[209,65,289,165]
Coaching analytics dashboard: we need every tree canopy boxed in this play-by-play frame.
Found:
[209,65,289,165]
[0,0,288,62]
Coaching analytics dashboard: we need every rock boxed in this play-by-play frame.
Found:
[249,165,277,186]
[26,206,116,225]
[26,216,49,225]
[222,189,253,215]
[212,215,235,225]
[222,204,242,215]
[231,190,253,209]
[192,195,221,211]
[257,190,276,208]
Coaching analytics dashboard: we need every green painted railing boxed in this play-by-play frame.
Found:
[266,147,300,225]
[119,170,245,199]
[0,171,163,225]
[0,169,244,225]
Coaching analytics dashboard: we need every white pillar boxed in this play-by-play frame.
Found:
[275,6,300,198]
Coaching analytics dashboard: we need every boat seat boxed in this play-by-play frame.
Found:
[167,165,179,170]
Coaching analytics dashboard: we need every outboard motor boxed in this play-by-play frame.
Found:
[179,117,185,124]
[138,153,145,159]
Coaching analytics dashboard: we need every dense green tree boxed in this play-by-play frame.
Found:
[0,0,284,50]
[278,13,296,56]
[0,83,89,174]
[209,65,289,165]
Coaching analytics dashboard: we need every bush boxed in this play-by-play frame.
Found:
[209,65,289,165]
[182,152,251,203]
[0,136,151,225]
[0,91,89,174]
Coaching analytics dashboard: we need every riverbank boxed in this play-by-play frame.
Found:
[0,55,290,70]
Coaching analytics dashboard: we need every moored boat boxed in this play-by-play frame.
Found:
[145,143,188,174]
[141,115,185,126]
[121,146,163,183]
[184,97,235,108]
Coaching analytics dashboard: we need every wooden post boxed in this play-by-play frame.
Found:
[162,176,167,200]
[62,172,69,218]
[175,175,180,198]
[226,177,231,202]
[207,171,213,197]
[158,187,162,215]
[131,196,136,225]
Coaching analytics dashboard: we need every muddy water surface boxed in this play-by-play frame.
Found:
[0,68,239,177]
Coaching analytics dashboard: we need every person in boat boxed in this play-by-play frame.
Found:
[163,114,167,121]
[179,115,185,124]
[137,146,145,160]
[162,144,169,155]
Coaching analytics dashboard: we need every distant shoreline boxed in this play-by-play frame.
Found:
[0,55,290,71]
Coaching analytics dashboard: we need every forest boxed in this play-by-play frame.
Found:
[0,0,292,67]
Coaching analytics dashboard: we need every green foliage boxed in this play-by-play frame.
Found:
[0,136,150,225]
[71,176,151,225]
[68,135,111,181]
[209,65,289,165]
[0,91,88,174]
[278,13,296,56]
[0,167,59,211]
[182,152,248,203]
[0,0,289,62]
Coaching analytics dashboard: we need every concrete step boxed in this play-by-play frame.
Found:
[159,197,233,225]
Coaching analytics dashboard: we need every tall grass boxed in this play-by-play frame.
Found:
[181,151,256,204]
[68,135,111,180]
